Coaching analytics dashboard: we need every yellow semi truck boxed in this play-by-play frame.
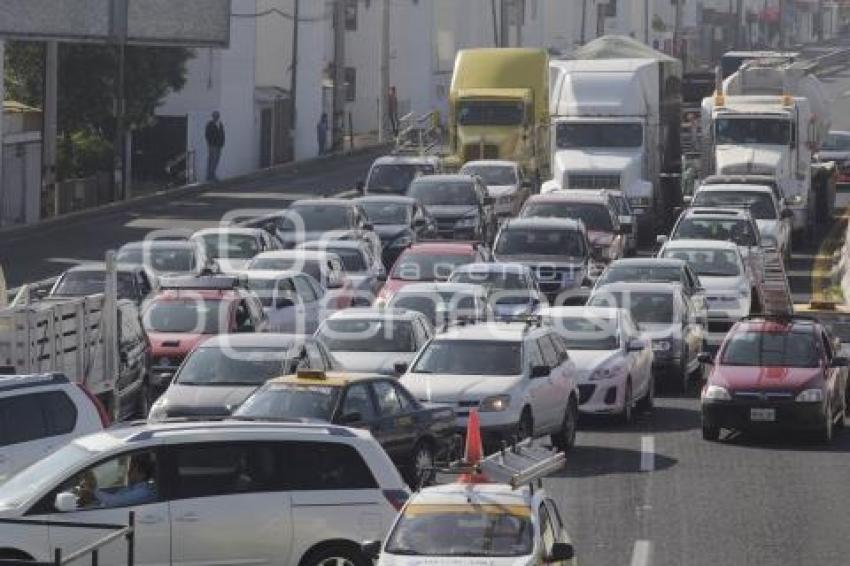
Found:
[444,48,550,185]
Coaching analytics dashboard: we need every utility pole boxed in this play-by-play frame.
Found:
[736,0,744,48]
[643,0,649,44]
[673,0,681,54]
[580,0,587,44]
[500,0,511,47]
[491,0,499,46]
[514,0,523,47]
[332,0,346,151]
[290,0,299,129]
[43,41,58,217]
[818,0,825,41]
[378,0,390,143]
[111,0,128,200]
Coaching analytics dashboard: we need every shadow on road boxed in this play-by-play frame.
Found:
[554,445,677,477]
[715,421,850,453]
[578,403,701,434]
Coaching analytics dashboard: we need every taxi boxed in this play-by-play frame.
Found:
[234,370,455,486]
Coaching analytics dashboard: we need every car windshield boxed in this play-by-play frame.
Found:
[327,249,367,272]
[234,383,340,421]
[588,291,676,325]
[460,165,517,185]
[0,443,94,507]
[52,270,138,299]
[721,331,819,368]
[715,118,791,145]
[413,340,521,375]
[318,319,416,352]
[674,218,757,246]
[283,206,350,231]
[360,202,411,224]
[457,100,524,126]
[391,253,473,281]
[598,265,683,286]
[143,299,228,334]
[389,293,478,326]
[548,316,620,350]
[450,270,527,290]
[823,133,850,151]
[249,257,324,283]
[661,249,741,277]
[368,164,435,194]
[385,504,533,557]
[243,277,292,308]
[692,191,777,220]
[409,181,478,206]
[175,346,296,385]
[198,233,260,260]
[522,201,613,232]
[495,228,586,258]
[117,247,197,273]
[556,122,643,148]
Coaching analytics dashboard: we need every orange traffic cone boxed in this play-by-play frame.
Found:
[459,409,489,484]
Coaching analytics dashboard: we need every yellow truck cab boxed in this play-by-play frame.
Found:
[445,48,549,186]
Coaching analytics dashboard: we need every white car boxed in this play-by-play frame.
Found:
[0,374,107,484]
[690,182,793,264]
[298,239,386,306]
[658,239,752,347]
[191,227,281,273]
[542,306,653,423]
[400,322,580,450]
[386,282,492,328]
[0,421,409,565]
[240,269,330,333]
[316,308,434,375]
[247,250,355,310]
[364,154,441,195]
[459,159,532,217]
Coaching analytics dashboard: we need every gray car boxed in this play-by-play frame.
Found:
[407,174,496,243]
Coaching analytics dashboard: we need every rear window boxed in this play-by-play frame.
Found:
[143,299,229,334]
[521,201,613,232]
[495,228,586,258]
[413,340,522,375]
[0,391,77,447]
[674,217,757,246]
[598,265,682,286]
[721,330,820,368]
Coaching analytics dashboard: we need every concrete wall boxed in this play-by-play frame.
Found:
[293,0,331,160]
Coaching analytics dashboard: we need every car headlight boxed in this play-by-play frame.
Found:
[589,365,625,381]
[392,235,412,248]
[479,395,511,412]
[795,388,824,403]
[456,216,479,228]
[702,385,732,401]
[652,339,673,352]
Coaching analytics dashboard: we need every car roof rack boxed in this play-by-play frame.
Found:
[159,275,243,291]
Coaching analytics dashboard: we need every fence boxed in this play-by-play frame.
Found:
[43,173,113,218]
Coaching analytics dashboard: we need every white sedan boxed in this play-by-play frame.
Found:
[542,306,653,424]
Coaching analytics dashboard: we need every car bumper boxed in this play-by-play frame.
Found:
[577,381,625,414]
[453,410,522,445]
[701,399,827,431]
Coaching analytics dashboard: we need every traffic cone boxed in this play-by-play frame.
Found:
[459,409,489,484]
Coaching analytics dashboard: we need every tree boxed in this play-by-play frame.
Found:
[4,41,192,177]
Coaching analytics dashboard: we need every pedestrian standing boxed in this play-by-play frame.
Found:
[388,86,400,137]
[205,111,225,182]
[317,113,328,155]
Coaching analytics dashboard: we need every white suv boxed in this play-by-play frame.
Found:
[0,374,107,484]
[400,322,580,451]
[0,421,409,565]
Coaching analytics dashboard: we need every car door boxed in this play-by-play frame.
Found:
[44,449,170,566]
[369,380,415,463]
[169,441,292,566]
[336,382,380,433]
[538,334,571,431]
[524,338,555,435]
[293,275,323,334]
[683,266,708,327]
[680,291,703,368]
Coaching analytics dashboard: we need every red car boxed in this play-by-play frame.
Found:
[700,316,848,443]
[141,276,269,394]
[376,241,491,305]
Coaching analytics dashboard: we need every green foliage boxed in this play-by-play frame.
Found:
[652,15,666,33]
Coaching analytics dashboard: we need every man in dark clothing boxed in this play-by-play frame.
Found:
[205,111,225,182]
[388,86,399,137]
[317,113,328,155]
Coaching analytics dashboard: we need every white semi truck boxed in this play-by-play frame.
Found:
[547,36,682,240]
[700,59,834,233]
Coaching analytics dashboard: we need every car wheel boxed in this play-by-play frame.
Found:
[302,544,369,566]
[702,423,720,441]
[406,440,436,488]
[636,374,655,412]
[819,399,834,444]
[619,379,634,425]
[517,408,534,442]
[679,349,690,393]
[551,397,578,451]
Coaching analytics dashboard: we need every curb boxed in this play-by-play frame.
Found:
[0,143,390,238]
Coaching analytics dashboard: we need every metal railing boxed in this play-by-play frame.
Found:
[0,512,134,566]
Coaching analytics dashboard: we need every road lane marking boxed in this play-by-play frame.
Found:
[640,436,655,472]
[630,540,652,566]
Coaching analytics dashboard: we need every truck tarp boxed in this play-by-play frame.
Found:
[574,35,678,65]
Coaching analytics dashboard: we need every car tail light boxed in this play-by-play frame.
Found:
[77,383,112,428]
[382,489,410,511]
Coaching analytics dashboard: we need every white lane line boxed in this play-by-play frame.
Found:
[630,540,653,566]
[640,436,655,472]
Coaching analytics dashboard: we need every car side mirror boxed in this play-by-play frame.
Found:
[781,208,794,219]
[698,352,714,365]
[831,356,848,367]
[394,361,409,375]
[627,339,646,352]
[530,365,550,379]
[546,542,575,563]
[339,411,363,425]
[361,540,382,561]
[54,492,79,513]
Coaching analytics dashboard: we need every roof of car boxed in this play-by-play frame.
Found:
[63,262,146,274]
[238,269,302,281]
[734,317,818,334]
[702,174,778,187]
[119,240,195,250]
[0,373,70,394]
[148,288,242,302]
[661,239,740,252]
[502,217,584,231]
[452,262,532,275]
[325,307,426,322]
[608,257,687,268]
[433,322,540,342]
[298,240,366,251]
[252,250,342,261]
[460,160,518,168]
[373,155,440,165]
[592,281,683,294]
[392,282,486,296]
[541,306,621,320]
[355,195,417,205]
[528,190,609,204]
[681,207,751,219]
[198,333,309,349]
[192,227,265,237]
[405,241,480,254]
[696,184,774,195]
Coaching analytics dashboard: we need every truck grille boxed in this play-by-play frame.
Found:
[568,173,620,191]
[464,144,500,161]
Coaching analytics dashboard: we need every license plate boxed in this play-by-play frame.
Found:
[750,408,775,422]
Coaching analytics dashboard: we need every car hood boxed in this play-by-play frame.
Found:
[715,145,787,177]
[487,184,518,197]
[148,332,211,357]
[401,373,523,404]
[214,258,252,273]
[713,366,822,392]
[158,383,261,417]
[427,205,479,219]
[569,349,621,374]
[332,351,416,374]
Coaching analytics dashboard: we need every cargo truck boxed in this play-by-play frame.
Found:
[700,59,834,234]
[547,36,683,239]
[444,48,550,185]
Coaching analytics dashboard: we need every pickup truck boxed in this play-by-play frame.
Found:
[233,370,457,486]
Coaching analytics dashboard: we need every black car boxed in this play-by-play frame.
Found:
[355,195,438,268]
[234,371,456,486]
[407,174,496,243]
[48,263,156,306]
